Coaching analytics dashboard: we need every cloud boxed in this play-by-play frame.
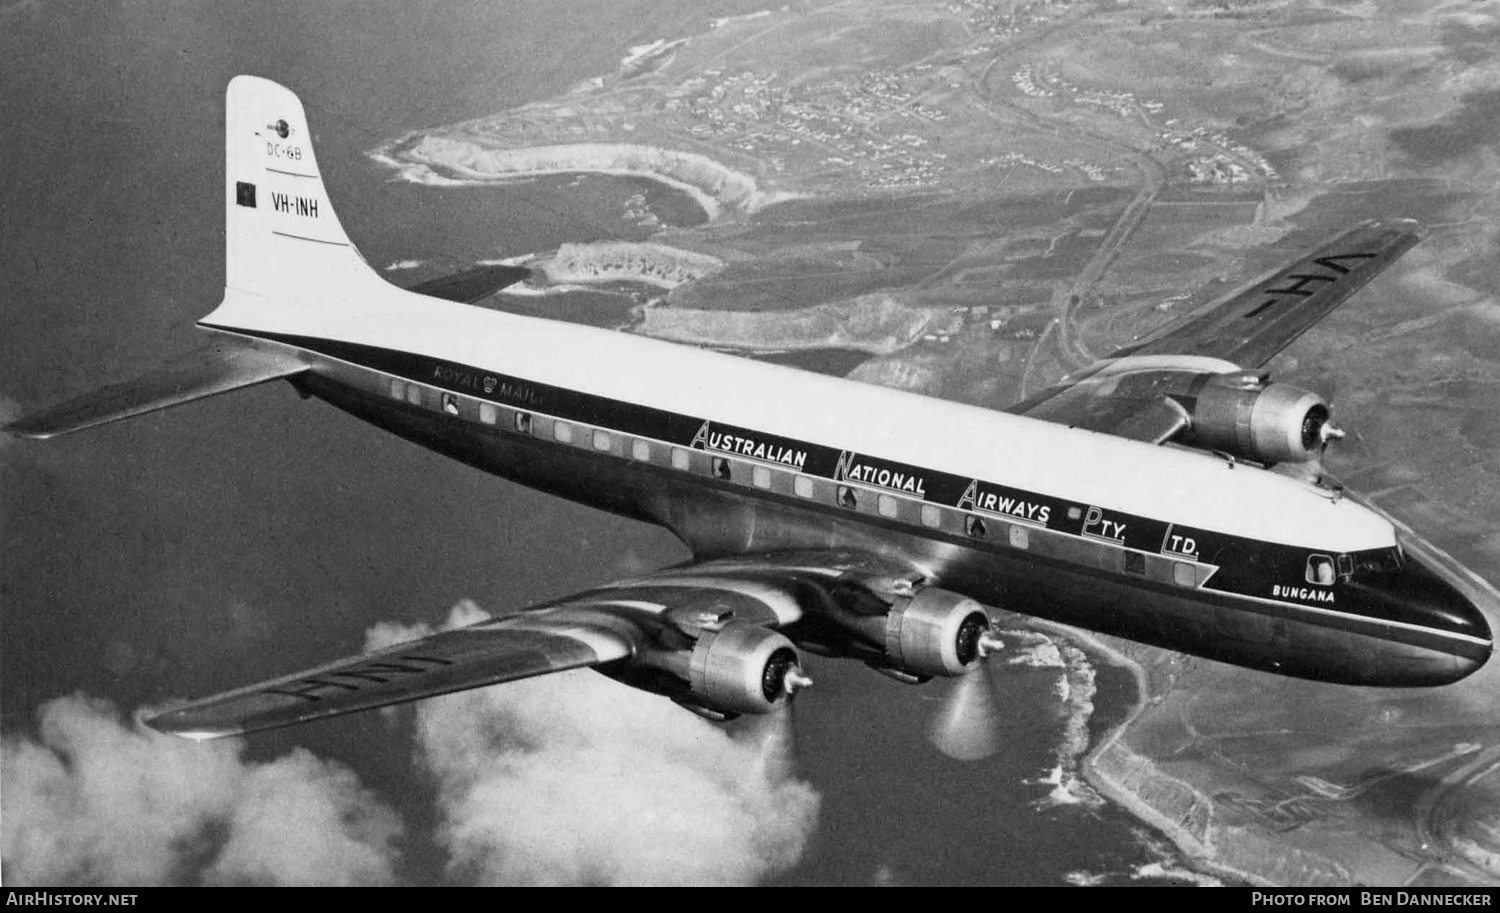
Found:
[1,694,403,886]
[4,599,821,887]
[374,602,822,886]
[201,751,403,886]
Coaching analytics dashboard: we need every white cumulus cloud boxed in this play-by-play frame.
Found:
[4,597,822,887]
[372,602,822,886]
[1,694,403,886]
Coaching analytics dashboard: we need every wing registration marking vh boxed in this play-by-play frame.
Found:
[264,654,454,704]
[1243,252,1378,318]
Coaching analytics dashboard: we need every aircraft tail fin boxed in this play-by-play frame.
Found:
[220,75,385,302]
[4,77,414,441]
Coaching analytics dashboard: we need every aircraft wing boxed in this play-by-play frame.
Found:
[3,343,308,439]
[1108,219,1421,366]
[143,554,870,740]
[1007,219,1422,442]
[144,602,642,740]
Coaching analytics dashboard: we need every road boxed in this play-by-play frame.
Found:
[964,6,1169,396]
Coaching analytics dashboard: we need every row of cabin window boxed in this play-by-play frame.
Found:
[392,379,959,527]
[388,378,1199,587]
[389,379,527,432]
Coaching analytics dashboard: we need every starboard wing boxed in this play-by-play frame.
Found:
[1008,219,1422,442]
[1111,219,1421,367]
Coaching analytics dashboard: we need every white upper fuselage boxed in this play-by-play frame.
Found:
[203,285,1397,557]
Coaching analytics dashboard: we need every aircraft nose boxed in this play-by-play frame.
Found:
[1394,554,1493,643]
[1388,532,1496,677]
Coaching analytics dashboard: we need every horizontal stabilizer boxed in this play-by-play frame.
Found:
[3,343,307,440]
[404,264,531,304]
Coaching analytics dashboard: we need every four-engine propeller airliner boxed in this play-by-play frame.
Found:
[6,77,1496,744]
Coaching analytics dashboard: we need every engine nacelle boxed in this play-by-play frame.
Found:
[1179,377,1335,464]
[882,589,992,678]
[679,621,805,716]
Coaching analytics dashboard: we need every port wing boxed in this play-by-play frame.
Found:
[145,604,639,740]
[1007,219,1422,441]
[143,554,845,740]
[3,343,307,440]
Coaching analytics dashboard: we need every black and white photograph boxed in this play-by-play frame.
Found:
[4,0,1500,889]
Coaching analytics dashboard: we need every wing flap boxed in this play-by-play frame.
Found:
[3,343,307,439]
[1008,363,1197,442]
[1107,396,1192,444]
[145,612,635,739]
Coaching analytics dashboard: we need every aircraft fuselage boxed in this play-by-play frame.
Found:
[206,317,1491,689]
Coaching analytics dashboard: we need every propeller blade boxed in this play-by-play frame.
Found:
[928,658,1002,762]
[740,701,797,781]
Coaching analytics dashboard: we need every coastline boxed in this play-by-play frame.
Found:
[632,294,940,355]
[1057,623,1370,887]
[538,241,724,289]
[1030,621,1260,886]
[376,134,803,223]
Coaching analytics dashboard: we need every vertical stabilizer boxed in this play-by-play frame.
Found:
[222,75,383,302]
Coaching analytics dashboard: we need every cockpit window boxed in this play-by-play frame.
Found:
[1305,554,1336,586]
[1347,547,1404,578]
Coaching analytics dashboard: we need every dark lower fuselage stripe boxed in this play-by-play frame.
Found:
[205,324,1484,653]
[318,377,1489,687]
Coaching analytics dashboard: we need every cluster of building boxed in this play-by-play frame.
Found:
[1011,61,1280,187]
[1156,123,1279,182]
[1183,155,1252,185]
[1013,64,1160,122]
[664,67,956,189]
[919,302,1049,345]
[451,0,1134,201]
[950,0,1061,42]
[981,151,1107,183]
